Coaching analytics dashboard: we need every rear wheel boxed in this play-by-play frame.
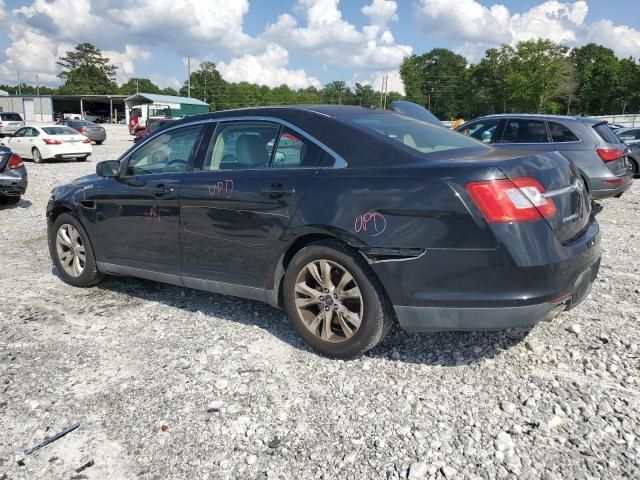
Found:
[32,148,44,164]
[283,240,393,358]
[49,213,102,287]
[95,141,103,145]
[628,157,639,178]
[76,156,88,162]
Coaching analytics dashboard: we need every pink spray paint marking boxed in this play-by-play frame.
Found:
[208,179,234,198]
[354,211,387,237]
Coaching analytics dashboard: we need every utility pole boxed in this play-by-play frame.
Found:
[17,71,21,95]
[36,74,40,95]
[187,57,191,98]
[136,78,139,94]
[379,77,386,108]
[382,76,389,109]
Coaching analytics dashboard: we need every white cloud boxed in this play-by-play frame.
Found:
[361,0,398,28]
[350,69,405,95]
[588,19,640,59]
[218,43,321,90]
[104,46,153,83]
[263,0,412,70]
[414,0,640,62]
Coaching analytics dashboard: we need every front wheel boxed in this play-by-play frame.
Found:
[49,213,102,287]
[76,156,88,162]
[0,196,20,205]
[32,148,44,164]
[95,141,103,145]
[283,240,393,358]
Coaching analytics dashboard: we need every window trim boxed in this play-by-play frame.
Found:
[547,120,583,144]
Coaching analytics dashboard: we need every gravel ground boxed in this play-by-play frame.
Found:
[0,124,639,480]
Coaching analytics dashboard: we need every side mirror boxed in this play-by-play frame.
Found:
[96,160,120,178]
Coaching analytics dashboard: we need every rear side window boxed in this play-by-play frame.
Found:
[593,124,621,144]
[501,119,549,143]
[1,113,23,121]
[548,122,580,142]
[351,113,483,154]
[459,119,500,143]
[204,121,280,171]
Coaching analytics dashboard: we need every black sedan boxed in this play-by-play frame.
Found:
[46,106,601,358]
[0,145,27,205]
[57,119,106,144]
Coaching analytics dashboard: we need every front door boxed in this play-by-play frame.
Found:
[92,123,206,275]
[180,120,325,289]
[5,127,28,157]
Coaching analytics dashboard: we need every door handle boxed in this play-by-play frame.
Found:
[151,184,175,196]
[261,184,295,198]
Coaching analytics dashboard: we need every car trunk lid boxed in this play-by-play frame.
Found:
[591,122,629,176]
[493,150,591,244]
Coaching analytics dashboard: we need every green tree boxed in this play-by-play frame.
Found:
[616,57,639,114]
[180,61,227,110]
[119,78,161,95]
[571,43,620,115]
[354,83,377,107]
[399,48,468,119]
[322,81,352,104]
[56,43,118,94]
[160,87,179,96]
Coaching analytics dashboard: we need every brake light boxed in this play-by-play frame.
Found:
[43,139,62,145]
[82,138,92,144]
[8,153,23,169]
[596,148,624,162]
[78,127,88,133]
[466,177,557,223]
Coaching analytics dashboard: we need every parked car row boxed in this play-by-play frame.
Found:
[0,125,92,163]
[46,104,608,358]
[455,114,634,198]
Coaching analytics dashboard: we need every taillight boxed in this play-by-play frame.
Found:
[43,139,62,145]
[466,177,557,223]
[78,127,88,133]
[597,148,624,162]
[8,153,23,169]
[82,138,92,144]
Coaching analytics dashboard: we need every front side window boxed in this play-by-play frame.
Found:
[549,121,580,142]
[203,122,280,171]
[501,119,549,143]
[125,124,202,176]
[352,113,484,154]
[12,128,27,137]
[459,120,500,143]
[271,128,326,168]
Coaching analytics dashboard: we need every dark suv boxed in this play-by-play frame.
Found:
[456,114,633,199]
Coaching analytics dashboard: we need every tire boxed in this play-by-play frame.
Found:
[76,156,88,162]
[32,148,44,164]
[283,240,393,358]
[629,157,639,178]
[49,213,102,288]
[95,141,103,145]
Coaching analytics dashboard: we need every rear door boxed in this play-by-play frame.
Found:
[496,118,553,152]
[179,120,324,289]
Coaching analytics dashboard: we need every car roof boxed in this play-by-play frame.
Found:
[473,113,601,125]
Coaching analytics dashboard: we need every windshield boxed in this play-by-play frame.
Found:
[350,113,485,154]
[1,113,23,121]
[42,126,79,135]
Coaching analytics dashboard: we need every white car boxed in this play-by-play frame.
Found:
[0,125,92,163]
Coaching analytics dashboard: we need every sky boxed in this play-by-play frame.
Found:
[0,0,638,94]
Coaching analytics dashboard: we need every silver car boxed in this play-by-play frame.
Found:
[456,114,633,200]
[0,112,25,137]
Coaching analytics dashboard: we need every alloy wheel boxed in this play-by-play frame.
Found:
[55,224,86,277]
[294,259,364,343]
[33,148,43,163]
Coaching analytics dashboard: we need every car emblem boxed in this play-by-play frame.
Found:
[574,178,584,192]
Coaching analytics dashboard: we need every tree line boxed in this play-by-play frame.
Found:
[1,41,638,120]
[401,39,640,119]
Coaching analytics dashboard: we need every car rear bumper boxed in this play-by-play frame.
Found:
[372,219,601,332]
[589,173,633,199]
[0,169,28,196]
[394,259,599,331]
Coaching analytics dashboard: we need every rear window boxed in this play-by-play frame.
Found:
[350,113,483,154]
[42,126,78,135]
[1,113,23,121]
[549,121,580,142]
[593,123,621,144]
